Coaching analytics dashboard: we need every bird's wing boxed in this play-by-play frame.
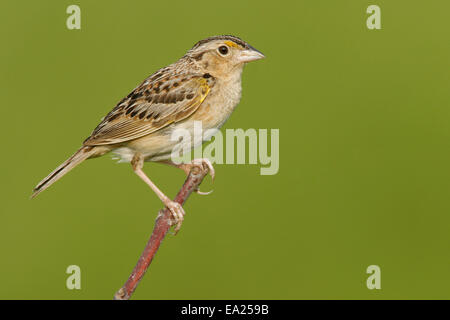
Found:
[84,73,212,146]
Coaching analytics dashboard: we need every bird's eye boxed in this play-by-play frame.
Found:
[218,45,229,56]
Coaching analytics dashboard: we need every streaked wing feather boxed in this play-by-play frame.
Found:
[84,74,212,146]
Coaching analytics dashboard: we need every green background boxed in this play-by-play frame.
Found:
[1,0,449,299]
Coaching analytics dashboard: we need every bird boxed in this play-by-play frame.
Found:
[31,35,265,232]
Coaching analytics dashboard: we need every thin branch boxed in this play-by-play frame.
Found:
[113,165,209,300]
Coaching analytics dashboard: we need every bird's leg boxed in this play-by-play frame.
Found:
[131,153,185,233]
[158,158,215,195]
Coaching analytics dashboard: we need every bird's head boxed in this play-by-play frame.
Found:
[185,35,265,78]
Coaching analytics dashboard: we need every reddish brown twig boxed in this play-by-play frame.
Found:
[113,165,209,300]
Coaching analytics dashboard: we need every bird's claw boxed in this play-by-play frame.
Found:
[194,188,214,195]
[166,200,185,235]
[190,158,215,195]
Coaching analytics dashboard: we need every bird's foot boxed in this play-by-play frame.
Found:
[181,158,215,195]
[164,200,185,234]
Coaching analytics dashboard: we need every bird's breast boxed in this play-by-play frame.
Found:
[191,75,242,130]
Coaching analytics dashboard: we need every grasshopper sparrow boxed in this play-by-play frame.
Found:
[32,35,265,232]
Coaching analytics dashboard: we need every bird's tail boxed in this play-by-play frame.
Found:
[31,146,96,199]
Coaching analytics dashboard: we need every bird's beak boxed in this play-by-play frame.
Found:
[238,47,265,63]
